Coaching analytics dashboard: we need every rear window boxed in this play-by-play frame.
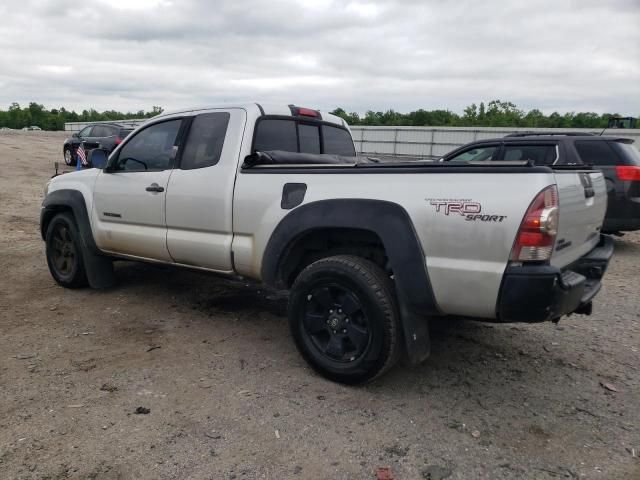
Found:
[254,118,355,156]
[575,140,620,166]
[254,119,298,152]
[322,125,356,156]
[299,124,321,154]
[609,141,640,166]
[503,144,557,165]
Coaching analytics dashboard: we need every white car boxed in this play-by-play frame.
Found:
[40,103,613,383]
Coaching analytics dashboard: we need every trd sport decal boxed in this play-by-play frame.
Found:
[426,198,507,222]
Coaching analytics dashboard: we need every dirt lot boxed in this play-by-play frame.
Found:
[0,131,638,480]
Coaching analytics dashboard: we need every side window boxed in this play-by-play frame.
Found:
[575,141,620,166]
[299,124,321,154]
[322,125,356,156]
[91,126,108,137]
[503,145,557,165]
[448,145,498,162]
[254,119,298,152]
[180,112,230,170]
[113,119,182,172]
[78,126,93,138]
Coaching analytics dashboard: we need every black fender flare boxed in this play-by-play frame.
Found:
[262,199,439,364]
[41,189,115,289]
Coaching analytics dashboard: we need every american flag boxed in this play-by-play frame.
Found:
[76,143,88,167]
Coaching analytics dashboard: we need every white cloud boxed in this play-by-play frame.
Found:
[0,0,638,115]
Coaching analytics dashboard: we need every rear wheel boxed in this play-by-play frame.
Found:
[45,212,88,288]
[63,146,76,166]
[288,255,400,384]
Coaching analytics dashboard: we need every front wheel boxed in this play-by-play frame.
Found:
[45,212,88,288]
[288,255,400,384]
[63,147,76,166]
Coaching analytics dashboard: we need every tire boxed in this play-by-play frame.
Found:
[63,146,76,166]
[288,255,400,384]
[45,212,88,288]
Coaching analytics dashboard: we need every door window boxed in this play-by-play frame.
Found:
[112,119,182,172]
[503,144,557,165]
[78,126,93,138]
[447,145,498,162]
[180,113,230,169]
[91,126,111,137]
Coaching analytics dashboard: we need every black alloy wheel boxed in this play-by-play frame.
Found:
[289,255,400,384]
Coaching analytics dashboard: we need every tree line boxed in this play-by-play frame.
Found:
[0,100,634,130]
[331,100,633,128]
[0,103,163,131]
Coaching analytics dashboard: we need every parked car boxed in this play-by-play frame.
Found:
[441,132,640,233]
[41,104,612,384]
[22,126,42,131]
[63,123,133,166]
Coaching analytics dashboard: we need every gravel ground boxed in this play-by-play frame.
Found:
[0,131,638,479]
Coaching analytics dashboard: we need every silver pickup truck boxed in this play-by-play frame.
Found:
[41,104,613,384]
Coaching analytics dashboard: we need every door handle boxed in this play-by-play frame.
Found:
[146,183,164,193]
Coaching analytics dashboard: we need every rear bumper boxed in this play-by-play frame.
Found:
[497,235,614,323]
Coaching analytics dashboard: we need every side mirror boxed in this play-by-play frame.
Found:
[72,132,79,138]
[88,149,109,169]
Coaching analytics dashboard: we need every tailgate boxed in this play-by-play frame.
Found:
[551,170,607,268]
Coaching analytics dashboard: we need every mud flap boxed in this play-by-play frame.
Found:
[80,247,116,289]
[398,299,431,365]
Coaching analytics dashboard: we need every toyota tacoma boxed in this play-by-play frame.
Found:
[41,104,613,384]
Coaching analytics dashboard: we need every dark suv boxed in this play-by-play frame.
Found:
[441,132,640,233]
[63,123,133,166]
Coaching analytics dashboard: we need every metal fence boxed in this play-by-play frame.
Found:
[64,120,640,159]
[64,119,147,132]
[350,126,640,159]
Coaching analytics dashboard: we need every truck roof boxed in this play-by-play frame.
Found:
[154,103,347,127]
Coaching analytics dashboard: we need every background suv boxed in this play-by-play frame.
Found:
[441,132,640,233]
[63,123,133,166]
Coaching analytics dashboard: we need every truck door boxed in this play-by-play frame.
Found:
[165,108,246,271]
[92,118,183,261]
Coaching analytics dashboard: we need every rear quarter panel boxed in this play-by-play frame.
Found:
[233,170,558,319]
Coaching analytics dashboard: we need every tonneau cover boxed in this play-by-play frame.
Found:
[243,150,381,167]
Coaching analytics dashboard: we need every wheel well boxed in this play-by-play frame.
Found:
[41,206,73,239]
[278,228,389,288]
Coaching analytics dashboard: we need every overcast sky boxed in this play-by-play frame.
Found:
[0,0,638,115]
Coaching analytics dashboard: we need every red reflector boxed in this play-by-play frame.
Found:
[114,136,122,145]
[297,107,320,118]
[616,165,640,181]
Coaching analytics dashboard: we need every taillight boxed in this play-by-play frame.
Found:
[510,185,559,263]
[615,165,640,181]
[290,105,321,118]
[114,136,122,145]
